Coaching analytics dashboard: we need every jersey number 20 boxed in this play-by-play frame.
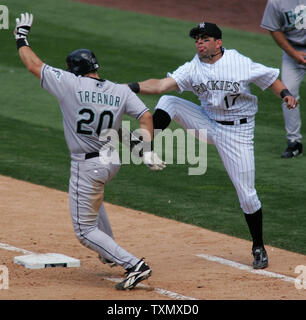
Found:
[77,108,113,136]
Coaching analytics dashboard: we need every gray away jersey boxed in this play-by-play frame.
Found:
[41,64,149,154]
[261,0,306,47]
[168,49,279,121]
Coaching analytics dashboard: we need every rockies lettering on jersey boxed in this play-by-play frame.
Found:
[192,80,240,94]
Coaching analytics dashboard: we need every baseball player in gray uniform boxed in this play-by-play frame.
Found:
[14,12,165,290]
[128,22,298,269]
[261,0,306,158]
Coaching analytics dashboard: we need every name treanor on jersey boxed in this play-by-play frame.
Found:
[77,90,121,107]
[192,80,240,95]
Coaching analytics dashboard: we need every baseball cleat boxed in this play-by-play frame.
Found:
[281,141,303,158]
[252,246,268,269]
[115,259,152,290]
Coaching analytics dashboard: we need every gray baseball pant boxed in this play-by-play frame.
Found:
[68,149,139,269]
[281,49,306,143]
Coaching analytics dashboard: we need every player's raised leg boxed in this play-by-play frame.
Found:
[154,95,216,143]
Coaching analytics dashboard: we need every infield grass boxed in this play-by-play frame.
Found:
[0,0,305,254]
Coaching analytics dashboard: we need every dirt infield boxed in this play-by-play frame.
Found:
[77,0,269,34]
[0,175,306,300]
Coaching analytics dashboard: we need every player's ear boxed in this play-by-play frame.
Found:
[216,39,222,49]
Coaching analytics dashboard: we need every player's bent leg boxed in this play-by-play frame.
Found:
[98,203,114,238]
[77,225,139,269]
[69,159,139,270]
[154,95,216,144]
[97,203,117,266]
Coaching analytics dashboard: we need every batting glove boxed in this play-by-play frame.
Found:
[143,151,166,171]
[14,13,33,48]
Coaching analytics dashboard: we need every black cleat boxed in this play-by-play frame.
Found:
[281,141,303,158]
[252,246,268,269]
[115,259,152,290]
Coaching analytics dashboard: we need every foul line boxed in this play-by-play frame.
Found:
[196,253,296,283]
[104,277,198,300]
[0,242,198,300]
[0,242,34,255]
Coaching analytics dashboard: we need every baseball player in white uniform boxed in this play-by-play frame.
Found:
[14,12,165,290]
[128,22,298,269]
[261,0,306,158]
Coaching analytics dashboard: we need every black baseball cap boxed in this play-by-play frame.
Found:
[189,22,222,39]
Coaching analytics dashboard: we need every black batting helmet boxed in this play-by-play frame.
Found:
[66,49,99,76]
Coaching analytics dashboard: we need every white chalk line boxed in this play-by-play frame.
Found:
[196,253,296,283]
[0,242,34,255]
[104,277,198,300]
[0,242,198,300]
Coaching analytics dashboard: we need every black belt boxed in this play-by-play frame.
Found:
[85,139,111,160]
[85,152,100,160]
[216,118,247,125]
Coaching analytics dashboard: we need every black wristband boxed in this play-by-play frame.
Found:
[128,82,140,93]
[280,89,292,99]
[16,38,30,50]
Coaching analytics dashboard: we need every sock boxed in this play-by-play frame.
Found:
[244,208,264,249]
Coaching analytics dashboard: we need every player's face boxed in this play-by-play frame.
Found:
[195,35,221,59]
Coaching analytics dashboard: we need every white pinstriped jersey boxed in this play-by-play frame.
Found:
[168,49,279,122]
[40,64,148,154]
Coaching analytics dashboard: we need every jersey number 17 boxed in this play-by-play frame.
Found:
[224,94,240,109]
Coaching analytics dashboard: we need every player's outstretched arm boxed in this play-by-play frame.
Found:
[269,79,298,110]
[14,13,43,79]
[128,77,178,95]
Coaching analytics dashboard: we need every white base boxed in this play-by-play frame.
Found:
[14,253,81,269]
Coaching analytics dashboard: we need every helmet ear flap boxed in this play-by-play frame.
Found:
[66,49,99,76]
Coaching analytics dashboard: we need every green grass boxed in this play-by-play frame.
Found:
[0,0,305,254]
